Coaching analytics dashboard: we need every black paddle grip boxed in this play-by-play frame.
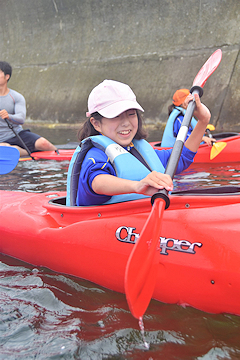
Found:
[151,188,170,209]
[190,85,203,97]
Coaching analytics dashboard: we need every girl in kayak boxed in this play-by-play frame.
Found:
[161,88,215,147]
[67,80,211,206]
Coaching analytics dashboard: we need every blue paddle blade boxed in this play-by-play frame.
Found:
[0,146,20,174]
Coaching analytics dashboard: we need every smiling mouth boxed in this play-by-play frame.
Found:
[119,130,131,135]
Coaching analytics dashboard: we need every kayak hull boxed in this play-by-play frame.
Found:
[1,188,240,316]
[29,133,240,163]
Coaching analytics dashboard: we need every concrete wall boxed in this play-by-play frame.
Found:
[0,0,240,131]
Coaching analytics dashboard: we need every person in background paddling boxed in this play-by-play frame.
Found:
[67,79,211,206]
[0,61,58,157]
[161,88,216,148]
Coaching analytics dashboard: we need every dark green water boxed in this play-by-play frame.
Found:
[1,127,240,359]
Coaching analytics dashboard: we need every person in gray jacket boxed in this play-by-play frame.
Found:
[0,61,57,156]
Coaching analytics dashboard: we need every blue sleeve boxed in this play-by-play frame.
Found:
[155,146,196,174]
[173,114,193,141]
[77,147,116,206]
[77,144,196,206]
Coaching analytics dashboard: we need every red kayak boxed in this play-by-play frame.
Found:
[19,149,76,162]
[28,132,240,163]
[1,186,240,316]
[151,132,240,163]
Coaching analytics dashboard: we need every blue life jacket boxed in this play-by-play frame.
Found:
[161,107,198,147]
[66,135,165,206]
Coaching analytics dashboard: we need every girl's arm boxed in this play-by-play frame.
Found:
[184,93,211,152]
[92,171,173,198]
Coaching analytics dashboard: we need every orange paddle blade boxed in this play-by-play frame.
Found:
[193,49,222,88]
[125,198,165,319]
[210,142,227,160]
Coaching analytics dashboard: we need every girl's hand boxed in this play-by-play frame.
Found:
[184,93,211,125]
[184,94,211,153]
[134,171,173,196]
[193,93,211,124]
[202,136,216,146]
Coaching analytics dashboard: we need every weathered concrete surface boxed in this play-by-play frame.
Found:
[0,0,240,130]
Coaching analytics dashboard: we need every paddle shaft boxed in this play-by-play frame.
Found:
[206,128,213,138]
[4,118,35,159]
[5,119,61,158]
[125,49,222,320]
[152,86,202,207]
[125,86,202,318]
[206,128,216,144]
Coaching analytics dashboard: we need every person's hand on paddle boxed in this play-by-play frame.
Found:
[134,171,173,196]
[184,93,211,125]
[202,135,216,146]
[0,109,9,120]
[184,93,211,153]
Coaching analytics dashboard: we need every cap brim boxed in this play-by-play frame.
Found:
[98,100,144,119]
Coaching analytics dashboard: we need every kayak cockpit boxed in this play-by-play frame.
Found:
[44,185,240,227]
[171,185,240,196]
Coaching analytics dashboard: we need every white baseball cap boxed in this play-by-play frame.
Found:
[86,79,144,118]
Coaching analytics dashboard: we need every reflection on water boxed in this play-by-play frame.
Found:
[174,162,240,192]
[1,132,240,359]
[0,159,69,192]
[1,253,240,360]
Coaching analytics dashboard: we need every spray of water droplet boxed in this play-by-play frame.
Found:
[139,316,150,350]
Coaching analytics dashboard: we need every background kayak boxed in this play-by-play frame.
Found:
[26,131,240,163]
[151,132,240,163]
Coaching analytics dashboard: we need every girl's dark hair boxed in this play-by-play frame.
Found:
[168,103,175,116]
[77,112,100,141]
[78,110,148,142]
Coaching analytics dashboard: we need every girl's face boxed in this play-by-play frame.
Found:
[181,94,193,110]
[90,109,138,147]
